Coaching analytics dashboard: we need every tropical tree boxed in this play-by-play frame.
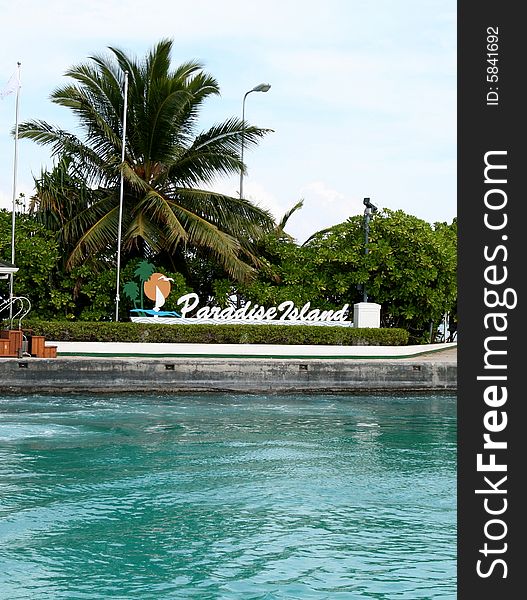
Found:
[29,156,102,268]
[238,210,457,342]
[0,209,63,320]
[20,38,276,282]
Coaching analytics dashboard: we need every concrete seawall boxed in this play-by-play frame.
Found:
[0,350,456,394]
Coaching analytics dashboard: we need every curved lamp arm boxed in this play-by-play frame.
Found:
[239,83,271,198]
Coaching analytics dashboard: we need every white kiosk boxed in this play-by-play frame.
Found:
[353,302,381,328]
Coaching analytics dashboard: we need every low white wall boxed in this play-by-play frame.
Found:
[51,341,456,358]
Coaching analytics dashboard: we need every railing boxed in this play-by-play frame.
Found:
[0,296,32,330]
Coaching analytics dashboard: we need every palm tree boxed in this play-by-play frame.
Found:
[134,260,155,309]
[20,39,275,282]
[122,281,140,309]
[29,155,101,266]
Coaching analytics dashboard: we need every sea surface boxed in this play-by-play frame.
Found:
[0,393,456,599]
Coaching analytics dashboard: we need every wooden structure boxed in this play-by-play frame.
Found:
[0,329,57,358]
[1,263,56,357]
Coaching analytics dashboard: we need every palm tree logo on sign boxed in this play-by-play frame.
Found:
[123,261,179,317]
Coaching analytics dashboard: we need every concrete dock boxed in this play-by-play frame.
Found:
[0,344,457,394]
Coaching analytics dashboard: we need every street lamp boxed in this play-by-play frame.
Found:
[362,197,378,302]
[239,83,271,199]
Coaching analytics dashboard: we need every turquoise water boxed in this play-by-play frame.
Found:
[0,393,456,599]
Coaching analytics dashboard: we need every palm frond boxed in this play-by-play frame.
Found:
[278,199,304,231]
[171,187,275,237]
[66,203,120,269]
[21,38,272,283]
[134,189,188,248]
[166,119,271,185]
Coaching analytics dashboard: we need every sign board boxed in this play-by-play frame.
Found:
[130,292,352,327]
[125,264,352,326]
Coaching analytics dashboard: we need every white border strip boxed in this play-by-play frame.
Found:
[51,341,457,358]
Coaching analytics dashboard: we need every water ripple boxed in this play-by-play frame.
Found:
[0,393,456,599]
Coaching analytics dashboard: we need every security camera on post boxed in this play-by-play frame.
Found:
[354,198,382,327]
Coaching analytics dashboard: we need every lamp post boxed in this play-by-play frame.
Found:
[239,83,271,199]
[362,197,378,302]
[114,70,129,322]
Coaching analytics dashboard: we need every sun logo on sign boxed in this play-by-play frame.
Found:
[122,261,174,313]
[144,272,174,312]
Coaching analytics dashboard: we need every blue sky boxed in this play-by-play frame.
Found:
[0,0,456,243]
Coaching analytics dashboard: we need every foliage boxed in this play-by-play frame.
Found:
[24,320,409,346]
[2,204,456,343]
[28,155,103,269]
[238,210,457,342]
[1,209,195,322]
[0,210,62,320]
[20,38,276,282]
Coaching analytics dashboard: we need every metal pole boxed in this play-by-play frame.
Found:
[239,83,270,199]
[361,197,378,303]
[362,206,371,302]
[115,71,129,322]
[8,62,21,322]
[239,90,250,199]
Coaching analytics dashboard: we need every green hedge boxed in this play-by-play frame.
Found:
[23,321,409,346]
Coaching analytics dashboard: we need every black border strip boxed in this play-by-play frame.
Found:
[458,2,523,595]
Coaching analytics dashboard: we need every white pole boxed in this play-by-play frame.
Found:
[115,71,129,321]
[8,62,21,322]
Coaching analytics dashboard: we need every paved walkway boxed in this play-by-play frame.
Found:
[398,345,457,363]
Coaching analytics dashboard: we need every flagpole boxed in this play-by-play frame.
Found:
[115,70,129,321]
[9,62,21,323]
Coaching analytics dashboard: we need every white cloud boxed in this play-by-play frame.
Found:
[280,181,362,244]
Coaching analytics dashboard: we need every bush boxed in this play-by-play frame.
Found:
[24,321,409,346]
